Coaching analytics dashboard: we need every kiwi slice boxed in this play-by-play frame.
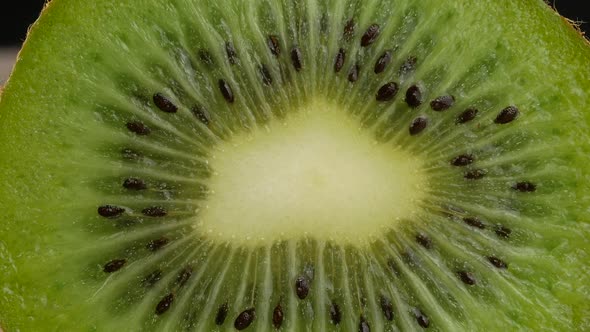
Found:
[1,0,589,331]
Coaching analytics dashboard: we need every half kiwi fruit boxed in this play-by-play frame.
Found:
[1,0,589,331]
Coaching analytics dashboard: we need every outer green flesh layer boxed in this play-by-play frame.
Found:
[0,0,589,331]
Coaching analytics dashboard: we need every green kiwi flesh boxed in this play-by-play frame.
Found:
[1,0,590,331]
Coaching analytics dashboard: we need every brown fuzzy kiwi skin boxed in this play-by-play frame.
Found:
[541,1,589,43]
[0,0,53,100]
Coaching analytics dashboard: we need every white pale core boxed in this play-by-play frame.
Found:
[197,100,426,247]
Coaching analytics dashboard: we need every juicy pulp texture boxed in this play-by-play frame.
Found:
[202,100,425,247]
[0,0,589,331]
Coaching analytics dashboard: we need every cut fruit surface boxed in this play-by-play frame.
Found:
[0,0,589,331]
[203,100,425,246]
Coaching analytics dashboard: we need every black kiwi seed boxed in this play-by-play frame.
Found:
[103,259,126,273]
[155,293,174,315]
[463,217,486,229]
[176,266,193,287]
[380,296,394,321]
[123,177,147,190]
[259,64,273,86]
[399,56,417,76]
[153,93,178,113]
[225,41,238,65]
[198,49,214,66]
[126,121,151,135]
[343,19,356,41]
[405,85,423,108]
[451,154,474,166]
[413,308,430,328]
[494,106,519,124]
[464,169,487,180]
[218,79,234,103]
[376,82,399,102]
[348,63,360,82]
[513,181,536,192]
[143,270,163,287]
[234,308,256,330]
[374,50,392,74]
[295,276,310,299]
[457,271,477,285]
[215,302,229,325]
[409,117,428,136]
[334,48,346,73]
[359,316,370,332]
[495,225,512,238]
[330,302,342,325]
[360,24,380,47]
[98,205,125,218]
[147,236,169,251]
[487,256,508,269]
[430,95,455,111]
[272,302,284,329]
[291,47,303,71]
[416,233,432,249]
[142,206,167,217]
[456,108,479,124]
[192,106,211,126]
[267,35,281,56]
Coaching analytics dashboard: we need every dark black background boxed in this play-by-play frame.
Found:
[0,1,588,46]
